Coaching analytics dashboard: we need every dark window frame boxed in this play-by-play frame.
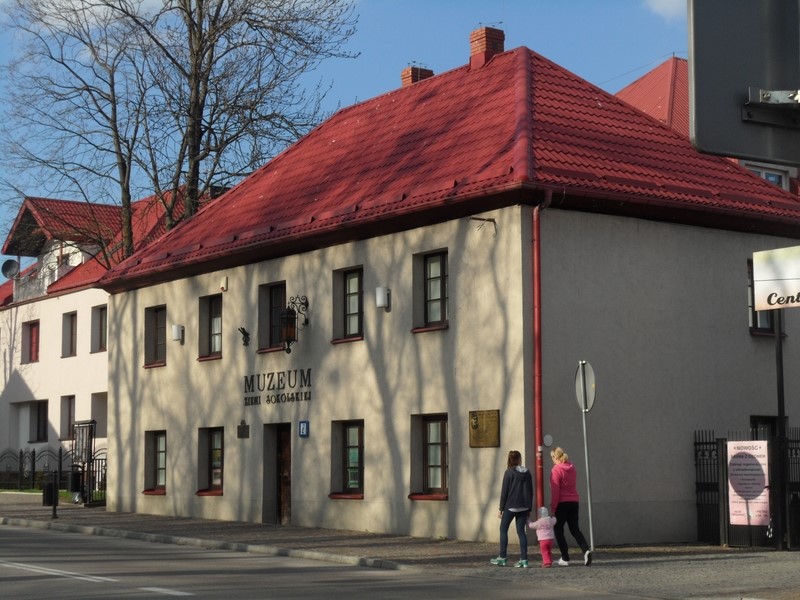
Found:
[199,294,223,359]
[342,420,364,493]
[22,320,40,363]
[144,305,167,366]
[748,259,774,334]
[423,415,448,494]
[424,252,448,326]
[343,268,363,338]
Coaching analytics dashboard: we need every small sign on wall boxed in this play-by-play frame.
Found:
[469,410,500,448]
[298,420,310,438]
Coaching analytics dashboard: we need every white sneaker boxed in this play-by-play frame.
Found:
[556,558,569,566]
[584,550,593,566]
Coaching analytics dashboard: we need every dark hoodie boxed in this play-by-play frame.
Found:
[499,465,533,512]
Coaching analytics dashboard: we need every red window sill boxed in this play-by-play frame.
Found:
[408,493,448,501]
[197,354,222,362]
[328,492,364,500]
[410,322,449,334]
[330,336,363,345]
[256,346,285,354]
[196,489,223,496]
[142,489,166,495]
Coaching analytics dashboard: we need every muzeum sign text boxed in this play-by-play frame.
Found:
[243,369,312,406]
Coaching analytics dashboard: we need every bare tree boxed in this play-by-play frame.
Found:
[1,0,357,257]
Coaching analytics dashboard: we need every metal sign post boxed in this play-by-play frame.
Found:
[575,360,596,550]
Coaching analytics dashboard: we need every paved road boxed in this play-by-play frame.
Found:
[0,526,636,600]
[2,492,800,599]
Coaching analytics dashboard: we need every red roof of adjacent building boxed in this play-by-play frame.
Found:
[99,30,800,293]
[615,57,689,138]
[2,197,123,257]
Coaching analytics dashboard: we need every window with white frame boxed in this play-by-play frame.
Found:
[409,413,448,497]
[144,305,167,365]
[412,250,448,330]
[332,267,363,340]
[144,430,167,492]
[198,427,224,492]
[199,294,222,358]
[257,282,286,350]
[743,161,793,190]
[330,420,364,495]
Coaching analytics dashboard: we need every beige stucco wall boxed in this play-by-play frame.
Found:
[107,203,800,546]
[0,287,109,451]
[108,205,534,543]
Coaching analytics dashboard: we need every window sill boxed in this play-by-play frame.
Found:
[195,489,223,496]
[749,329,786,338]
[144,361,166,369]
[410,322,449,334]
[197,354,222,362]
[330,336,363,345]
[61,354,77,359]
[408,493,448,501]
[257,346,285,354]
[142,489,166,496]
[328,492,364,500]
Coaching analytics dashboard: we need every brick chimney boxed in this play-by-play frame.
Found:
[470,27,505,69]
[401,65,434,87]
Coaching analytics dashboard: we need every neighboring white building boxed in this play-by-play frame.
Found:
[0,195,179,490]
[94,29,800,546]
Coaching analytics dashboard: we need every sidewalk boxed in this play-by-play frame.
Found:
[2,491,799,599]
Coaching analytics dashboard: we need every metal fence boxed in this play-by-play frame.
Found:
[695,428,800,549]
[0,446,106,506]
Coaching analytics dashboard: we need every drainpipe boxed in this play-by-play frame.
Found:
[533,191,550,509]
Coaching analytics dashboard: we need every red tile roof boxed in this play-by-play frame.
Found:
[2,197,123,257]
[100,45,800,292]
[615,57,689,137]
[46,192,191,295]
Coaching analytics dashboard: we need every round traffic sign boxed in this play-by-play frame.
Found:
[575,361,596,412]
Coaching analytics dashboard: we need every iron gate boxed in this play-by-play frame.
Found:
[695,428,800,549]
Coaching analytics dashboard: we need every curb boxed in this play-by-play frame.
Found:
[0,517,406,571]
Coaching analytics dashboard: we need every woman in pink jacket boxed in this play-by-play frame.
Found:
[550,447,592,566]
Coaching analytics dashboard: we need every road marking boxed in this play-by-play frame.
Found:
[0,558,117,582]
[139,588,194,596]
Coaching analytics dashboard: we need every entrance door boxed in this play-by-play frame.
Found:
[277,423,291,525]
[262,423,291,525]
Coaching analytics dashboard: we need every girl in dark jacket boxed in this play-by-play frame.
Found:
[490,450,533,567]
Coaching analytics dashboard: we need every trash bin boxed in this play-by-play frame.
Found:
[42,482,55,507]
[68,470,81,493]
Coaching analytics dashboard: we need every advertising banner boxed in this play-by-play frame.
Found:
[727,441,770,526]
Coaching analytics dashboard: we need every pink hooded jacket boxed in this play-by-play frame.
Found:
[550,460,580,512]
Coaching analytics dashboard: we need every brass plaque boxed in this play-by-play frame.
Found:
[469,410,500,448]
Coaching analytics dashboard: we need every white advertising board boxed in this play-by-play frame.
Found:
[752,246,800,311]
[727,440,770,527]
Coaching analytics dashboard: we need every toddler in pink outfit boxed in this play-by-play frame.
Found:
[528,506,557,567]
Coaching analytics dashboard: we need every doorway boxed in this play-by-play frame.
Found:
[262,423,291,525]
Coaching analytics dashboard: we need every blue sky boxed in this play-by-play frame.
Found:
[0,0,688,269]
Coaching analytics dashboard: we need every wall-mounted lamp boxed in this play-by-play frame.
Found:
[171,324,185,344]
[281,295,309,353]
[220,276,228,292]
[375,286,391,310]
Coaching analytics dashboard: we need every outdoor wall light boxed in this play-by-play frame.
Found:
[375,286,391,310]
[171,324,185,343]
[281,295,309,353]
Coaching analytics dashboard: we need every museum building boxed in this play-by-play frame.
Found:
[98,28,800,545]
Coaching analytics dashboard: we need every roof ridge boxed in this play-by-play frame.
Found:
[513,48,534,182]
